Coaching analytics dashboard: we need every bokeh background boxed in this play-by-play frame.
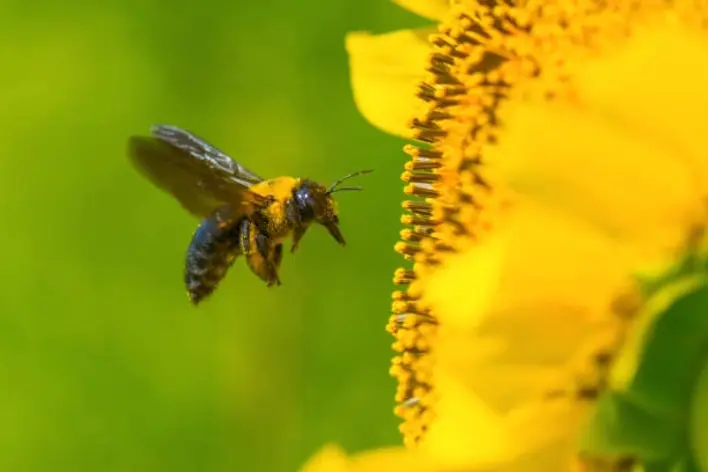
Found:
[0,1,430,470]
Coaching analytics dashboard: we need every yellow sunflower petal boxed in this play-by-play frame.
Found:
[422,233,502,331]
[424,201,641,330]
[490,98,698,257]
[299,443,441,472]
[490,17,708,261]
[345,28,434,138]
[417,201,632,470]
[424,362,592,472]
[573,20,708,190]
[299,444,350,472]
[350,446,435,471]
[392,0,450,21]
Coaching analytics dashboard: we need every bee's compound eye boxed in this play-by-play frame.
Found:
[294,187,311,208]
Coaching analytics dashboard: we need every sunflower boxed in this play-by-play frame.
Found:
[301,1,708,470]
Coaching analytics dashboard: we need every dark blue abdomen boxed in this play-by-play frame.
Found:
[185,213,245,304]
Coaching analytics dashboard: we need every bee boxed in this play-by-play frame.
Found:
[128,124,372,305]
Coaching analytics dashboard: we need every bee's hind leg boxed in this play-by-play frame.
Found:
[246,250,280,287]
[270,244,283,286]
[239,221,272,285]
[257,235,283,286]
[265,244,283,287]
[246,241,283,288]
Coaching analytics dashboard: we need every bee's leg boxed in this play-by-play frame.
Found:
[250,197,277,237]
[271,244,283,286]
[263,243,283,287]
[255,231,270,260]
[284,198,306,254]
[248,229,281,287]
[238,215,270,260]
[240,219,279,286]
[238,218,251,254]
[250,214,269,239]
[290,226,308,254]
[246,251,275,286]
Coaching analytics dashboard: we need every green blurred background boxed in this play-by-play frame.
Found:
[0,1,429,470]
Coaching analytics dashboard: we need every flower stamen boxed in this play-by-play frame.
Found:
[390,1,535,448]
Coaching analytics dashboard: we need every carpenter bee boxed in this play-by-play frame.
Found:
[128,124,372,305]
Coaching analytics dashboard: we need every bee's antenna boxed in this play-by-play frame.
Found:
[327,169,374,194]
[328,186,364,194]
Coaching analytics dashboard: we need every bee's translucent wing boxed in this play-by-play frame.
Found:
[128,124,267,218]
[150,125,264,184]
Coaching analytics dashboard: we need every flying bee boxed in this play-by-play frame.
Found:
[128,124,372,305]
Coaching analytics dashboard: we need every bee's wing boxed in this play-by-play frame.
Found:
[128,124,268,218]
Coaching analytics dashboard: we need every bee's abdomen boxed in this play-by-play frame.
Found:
[185,215,246,305]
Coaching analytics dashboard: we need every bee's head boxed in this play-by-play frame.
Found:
[292,169,373,246]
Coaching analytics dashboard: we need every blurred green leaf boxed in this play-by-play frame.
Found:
[580,281,708,469]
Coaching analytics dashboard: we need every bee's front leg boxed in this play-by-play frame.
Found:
[290,226,308,254]
[284,198,307,254]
